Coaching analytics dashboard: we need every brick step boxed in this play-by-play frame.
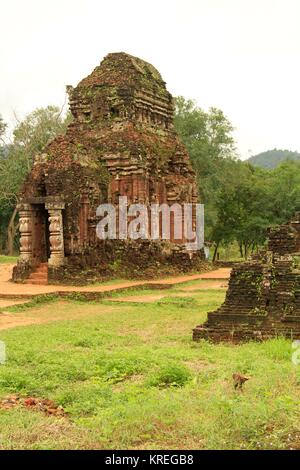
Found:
[28,274,48,281]
[35,262,48,268]
[34,267,48,274]
[24,279,48,285]
[38,264,48,269]
[25,263,48,285]
[31,277,48,283]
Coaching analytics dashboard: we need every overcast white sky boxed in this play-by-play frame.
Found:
[1,0,299,159]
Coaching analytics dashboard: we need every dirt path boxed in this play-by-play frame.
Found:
[0,265,231,299]
[0,302,117,331]
[109,280,228,303]
[180,280,228,291]
[0,299,30,308]
[194,268,230,279]
[0,266,231,331]
[0,312,51,331]
[109,293,168,303]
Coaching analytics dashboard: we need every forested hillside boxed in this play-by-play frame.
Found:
[247,149,300,169]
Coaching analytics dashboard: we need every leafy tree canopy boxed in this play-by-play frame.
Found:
[174,97,300,259]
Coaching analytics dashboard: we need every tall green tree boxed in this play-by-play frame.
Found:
[211,165,271,259]
[0,115,8,251]
[174,96,237,243]
[11,105,72,172]
[267,160,300,223]
[173,96,300,259]
[211,160,300,259]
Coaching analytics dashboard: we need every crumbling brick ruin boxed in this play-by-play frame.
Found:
[13,52,204,284]
[193,212,300,342]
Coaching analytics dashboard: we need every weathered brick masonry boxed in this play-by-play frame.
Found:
[13,53,205,284]
[193,212,300,342]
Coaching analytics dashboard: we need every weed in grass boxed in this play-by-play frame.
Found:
[157,297,198,308]
[73,339,94,348]
[148,362,192,388]
[57,382,114,416]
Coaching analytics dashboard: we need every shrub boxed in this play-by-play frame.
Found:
[100,358,144,384]
[148,363,191,388]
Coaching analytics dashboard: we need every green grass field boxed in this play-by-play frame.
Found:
[0,285,299,450]
[0,255,18,264]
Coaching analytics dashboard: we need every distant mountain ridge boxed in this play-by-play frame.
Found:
[247,149,300,169]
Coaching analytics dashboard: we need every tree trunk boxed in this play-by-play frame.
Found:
[212,242,219,262]
[6,207,18,256]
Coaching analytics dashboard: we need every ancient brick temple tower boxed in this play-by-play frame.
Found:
[13,52,203,284]
[193,213,300,342]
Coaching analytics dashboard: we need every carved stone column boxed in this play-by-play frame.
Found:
[18,203,33,262]
[45,202,65,267]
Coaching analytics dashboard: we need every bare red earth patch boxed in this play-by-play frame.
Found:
[0,395,66,417]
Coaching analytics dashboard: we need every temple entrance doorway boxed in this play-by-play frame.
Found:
[32,204,50,264]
